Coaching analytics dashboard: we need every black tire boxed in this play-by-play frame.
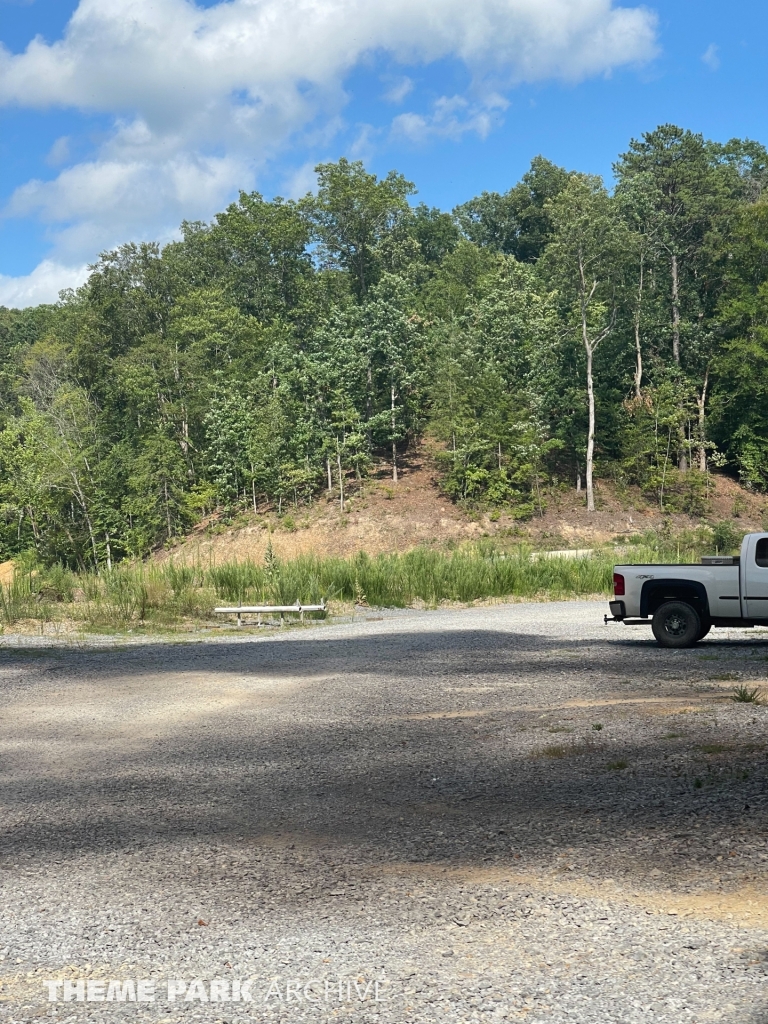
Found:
[697,622,712,641]
[652,601,701,648]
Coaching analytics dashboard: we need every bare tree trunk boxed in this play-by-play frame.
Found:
[671,252,688,472]
[70,471,99,571]
[105,533,112,572]
[326,457,333,495]
[633,254,644,399]
[671,254,681,366]
[585,343,596,513]
[25,506,40,544]
[366,363,373,448]
[697,368,709,473]
[391,384,398,484]
[337,449,345,512]
[578,251,600,514]
[164,477,172,540]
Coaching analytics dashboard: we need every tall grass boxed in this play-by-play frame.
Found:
[283,546,616,607]
[0,573,34,626]
[0,533,728,632]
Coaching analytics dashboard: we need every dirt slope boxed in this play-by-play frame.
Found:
[162,444,768,566]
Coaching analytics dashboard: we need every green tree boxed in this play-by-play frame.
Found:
[454,157,571,262]
[311,158,416,299]
[542,176,627,512]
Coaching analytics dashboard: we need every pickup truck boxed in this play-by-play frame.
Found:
[607,531,768,647]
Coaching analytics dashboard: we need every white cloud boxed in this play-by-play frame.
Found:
[383,76,415,104]
[0,0,658,115]
[701,43,720,71]
[0,0,658,303]
[45,136,71,167]
[281,161,319,200]
[392,94,509,143]
[0,260,88,308]
[6,148,248,262]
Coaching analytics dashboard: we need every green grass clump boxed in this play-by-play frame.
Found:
[730,685,765,705]
[0,573,34,626]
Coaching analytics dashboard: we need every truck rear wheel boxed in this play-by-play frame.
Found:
[652,601,701,648]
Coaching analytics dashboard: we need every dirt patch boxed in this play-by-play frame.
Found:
[377,863,768,930]
[159,443,768,566]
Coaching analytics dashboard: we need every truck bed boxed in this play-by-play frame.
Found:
[614,563,741,619]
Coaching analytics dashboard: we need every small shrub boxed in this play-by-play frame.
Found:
[607,759,628,770]
[712,520,742,554]
[731,685,765,705]
[732,494,748,518]
[591,723,603,731]
[39,564,75,603]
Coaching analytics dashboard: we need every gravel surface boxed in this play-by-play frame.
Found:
[0,600,767,1023]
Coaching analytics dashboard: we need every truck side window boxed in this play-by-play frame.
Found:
[756,539,768,568]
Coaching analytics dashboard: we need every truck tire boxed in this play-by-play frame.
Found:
[696,621,712,641]
[652,601,701,648]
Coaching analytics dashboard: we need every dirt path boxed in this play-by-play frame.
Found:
[0,603,766,1022]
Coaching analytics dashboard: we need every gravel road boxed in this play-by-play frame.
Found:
[1,601,767,1023]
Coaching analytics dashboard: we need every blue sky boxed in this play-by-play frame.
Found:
[0,0,766,306]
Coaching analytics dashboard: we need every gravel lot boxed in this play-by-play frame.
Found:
[1,600,767,1023]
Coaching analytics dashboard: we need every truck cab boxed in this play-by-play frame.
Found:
[608,532,768,647]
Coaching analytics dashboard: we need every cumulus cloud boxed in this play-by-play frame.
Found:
[7,148,248,260]
[0,0,659,116]
[0,0,658,304]
[0,260,89,308]
[392,94,509,143]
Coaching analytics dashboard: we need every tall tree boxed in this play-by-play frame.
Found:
[454,157,571,262]
[542,176,626,512]
[311,159,416,299]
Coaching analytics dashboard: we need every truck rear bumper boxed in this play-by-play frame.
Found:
[607,600,625,619]
[605,601,652,625]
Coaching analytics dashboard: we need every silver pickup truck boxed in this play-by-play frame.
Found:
[606,531,768,647]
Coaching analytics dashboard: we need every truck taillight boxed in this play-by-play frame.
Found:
[613,573,625,596]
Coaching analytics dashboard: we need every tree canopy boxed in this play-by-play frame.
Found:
[3,126,768,568]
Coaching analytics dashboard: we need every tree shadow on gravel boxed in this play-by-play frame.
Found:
[1,626,766,1024]
[1,627,766,871]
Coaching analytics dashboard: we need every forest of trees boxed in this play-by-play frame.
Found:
[3,124,768,570]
